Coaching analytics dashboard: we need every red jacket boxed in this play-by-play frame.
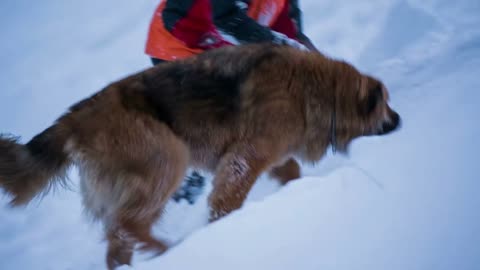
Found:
[145,0,303,61]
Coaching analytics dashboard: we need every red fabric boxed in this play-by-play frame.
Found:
[270,0,298,39]
[145,2,205,61]
[170,0,232,49]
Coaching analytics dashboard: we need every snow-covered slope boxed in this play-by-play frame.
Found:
[1,0,479,269]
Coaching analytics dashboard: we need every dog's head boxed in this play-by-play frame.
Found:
[332,63,401,152]
[357,75,401,136]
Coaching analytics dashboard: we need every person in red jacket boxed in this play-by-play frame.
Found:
[145,0,317,204]
[146,0,317,64]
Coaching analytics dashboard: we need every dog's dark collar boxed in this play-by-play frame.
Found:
[329,94,337,154]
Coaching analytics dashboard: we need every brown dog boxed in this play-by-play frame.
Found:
[0,44,400,269]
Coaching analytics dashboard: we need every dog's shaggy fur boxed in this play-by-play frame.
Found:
[0,44,400,269]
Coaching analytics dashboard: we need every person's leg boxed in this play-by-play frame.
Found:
[172,169,206,204]
[151,57,166,65]
[150,56,206,204]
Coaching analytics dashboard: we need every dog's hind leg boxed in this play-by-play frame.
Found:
[105,218,171,269]
[121,218,168,255]
[106,215,168,270]
[106,228,135,270]
[103,142,188,268]
[108,126,188,266]
[76,118,189,269]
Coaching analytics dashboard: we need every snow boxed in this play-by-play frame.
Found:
[1,0,479,269]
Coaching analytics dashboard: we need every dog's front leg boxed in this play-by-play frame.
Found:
[208,143,280,222]
[269,158,301,185]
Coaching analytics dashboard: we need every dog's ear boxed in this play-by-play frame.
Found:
[359,81,383,115]
[366,84,383,114]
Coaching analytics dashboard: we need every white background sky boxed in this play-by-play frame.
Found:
[0,0,479,269]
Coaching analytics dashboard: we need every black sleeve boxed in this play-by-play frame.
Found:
[212,1,276,43]
[162,0,196,32]
[288,0,317,51]
[289,0,303,33]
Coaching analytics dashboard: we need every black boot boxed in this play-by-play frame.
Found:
[172,171,206,204]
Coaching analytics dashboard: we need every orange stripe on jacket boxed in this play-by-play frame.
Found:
[248,0,286,27]
[145,1,203,61]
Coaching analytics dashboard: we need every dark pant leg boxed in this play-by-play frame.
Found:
[151,58,166,66]
[150,57,206,204]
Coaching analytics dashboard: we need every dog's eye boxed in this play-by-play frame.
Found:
[365,84,383,114]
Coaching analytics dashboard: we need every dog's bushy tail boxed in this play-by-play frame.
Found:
[0,124,72,206]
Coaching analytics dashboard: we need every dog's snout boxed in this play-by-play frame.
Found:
[378,111,401,135]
